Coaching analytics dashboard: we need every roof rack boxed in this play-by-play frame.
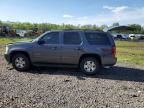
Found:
[61,29,104,32]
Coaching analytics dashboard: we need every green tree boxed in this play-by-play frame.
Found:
[129,24,142,33]
[100,24,109,30]
[0,20,144,34]
[0,20,3,26]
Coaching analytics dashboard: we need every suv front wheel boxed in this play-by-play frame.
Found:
[80,57,101,75]
[12,54,30,71]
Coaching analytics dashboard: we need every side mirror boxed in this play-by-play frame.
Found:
[38,40,45,45]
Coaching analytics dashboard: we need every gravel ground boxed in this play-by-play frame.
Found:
[0,49,144,108]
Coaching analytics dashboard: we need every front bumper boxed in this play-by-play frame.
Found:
[4,54,10,63]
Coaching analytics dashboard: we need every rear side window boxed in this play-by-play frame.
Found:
[85,32,110,45]
[63,32,81,45]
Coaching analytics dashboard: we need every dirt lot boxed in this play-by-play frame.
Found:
[0,47,144,108]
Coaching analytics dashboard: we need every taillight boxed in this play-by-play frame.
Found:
[112,47,116,57]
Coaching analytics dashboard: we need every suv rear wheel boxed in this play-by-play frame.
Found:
[12,54,30,71]
[80,57,101,75]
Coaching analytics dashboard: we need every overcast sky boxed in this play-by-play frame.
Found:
[0,0,144,25]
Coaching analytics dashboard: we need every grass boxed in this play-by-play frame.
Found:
[116,41,144,65]
[0,37,33,45]
[0,37,144,65]
[116,41,144,47]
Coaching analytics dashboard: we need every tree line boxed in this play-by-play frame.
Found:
[0,20,144,34]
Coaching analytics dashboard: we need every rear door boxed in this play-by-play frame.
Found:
[61,31,83,64]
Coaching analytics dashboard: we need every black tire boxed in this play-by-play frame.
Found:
[12,54,31,71]
[80,57,101,75]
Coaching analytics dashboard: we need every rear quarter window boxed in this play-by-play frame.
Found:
[85,32,111,45]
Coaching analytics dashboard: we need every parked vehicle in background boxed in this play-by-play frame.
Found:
[4,30,117,75]
[129,34,137,40]
[111,33,129,40]
[129,34,144,40]
[16,30,34,37]
[0,26,10,36]
[0,26,26,37]
[16,30,27,37]
[0,26,43,37]
[139,35,144,40]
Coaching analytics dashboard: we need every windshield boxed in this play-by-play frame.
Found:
[31,31,50,42]
[31,36,42,42]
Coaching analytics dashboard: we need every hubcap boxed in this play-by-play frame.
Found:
[84,61,96,72]
[15,57,26,69]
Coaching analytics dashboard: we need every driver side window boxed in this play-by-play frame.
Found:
[41,32,60,44]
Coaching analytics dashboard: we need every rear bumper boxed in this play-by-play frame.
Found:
[4,54,10,63]
[102,57,117,66]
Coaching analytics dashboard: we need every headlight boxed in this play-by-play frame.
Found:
[5,46,9,54]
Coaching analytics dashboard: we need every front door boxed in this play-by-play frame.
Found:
[32,32,62,64]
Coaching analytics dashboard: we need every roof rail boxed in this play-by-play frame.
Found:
[61,29,104,32]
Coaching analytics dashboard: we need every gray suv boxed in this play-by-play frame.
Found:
[4,30,117,75]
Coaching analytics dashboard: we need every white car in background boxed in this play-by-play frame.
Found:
[16,30,28,37]
[129,34,144,40]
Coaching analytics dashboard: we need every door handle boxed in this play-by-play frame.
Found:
[75,47,82,50]
[50,46,57,50]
